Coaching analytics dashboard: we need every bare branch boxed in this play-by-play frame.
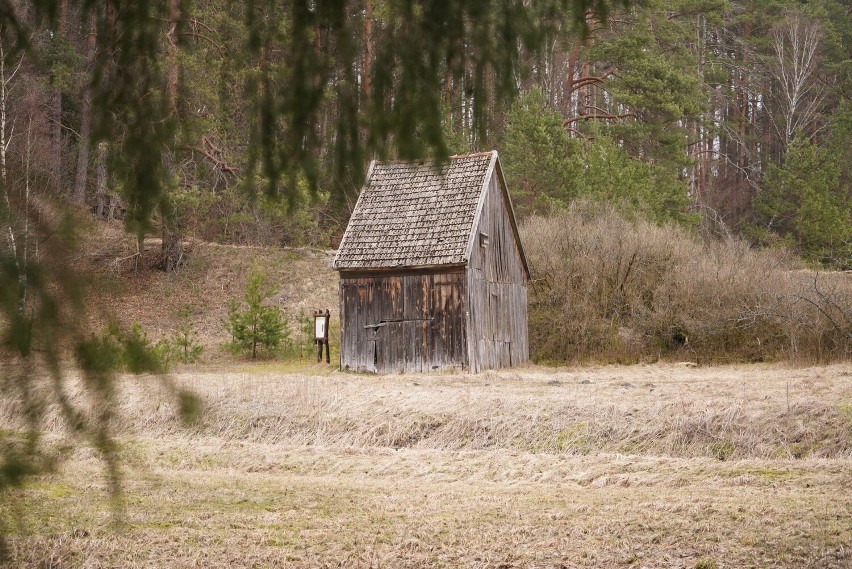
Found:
[3,54,23,87]
[184,137,239,175]
[564,111,635,125]
[179,31,225,56]
[770,16,825,148]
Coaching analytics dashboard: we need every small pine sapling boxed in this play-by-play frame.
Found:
[225,268,287,358]
[158,308,204,364]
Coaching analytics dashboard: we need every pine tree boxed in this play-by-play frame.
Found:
[502,88,581,217]
[225,268,288,359]
[753,133,851,264]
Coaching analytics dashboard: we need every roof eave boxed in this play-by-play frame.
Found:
[331,159,377,270]
[492,154,531,280]
[336,262,467,274]
[462,150,498,264]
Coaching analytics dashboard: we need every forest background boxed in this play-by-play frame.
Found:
[0,0,847,256]
[0,0,850,367]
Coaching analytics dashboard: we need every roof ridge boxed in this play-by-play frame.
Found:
[370,152,493,167]
[450,151,494,158]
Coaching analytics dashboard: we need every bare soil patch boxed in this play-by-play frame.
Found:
[75,226,339,361]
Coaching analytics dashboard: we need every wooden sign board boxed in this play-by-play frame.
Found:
[314,314,327,340]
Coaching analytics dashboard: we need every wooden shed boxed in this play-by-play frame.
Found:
[333,151,529,374]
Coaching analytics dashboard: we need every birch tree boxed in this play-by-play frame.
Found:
[770,15,826,150]
[0,31,26,316]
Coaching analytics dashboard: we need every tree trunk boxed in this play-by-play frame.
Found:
[74,13,96,206]
[160,220,183,272]
[96,141,107,219]
[565,39,582,122]
[161,0,183,272]
[1,47,19,285]
[166,0,179,111]
[53,0,67,195]
[362,0,372,103]
[690,15,705,203]
[1,38,10,186]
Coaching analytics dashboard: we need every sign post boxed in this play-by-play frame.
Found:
[313,309,331,363]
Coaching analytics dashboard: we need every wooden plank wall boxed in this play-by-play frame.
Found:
[339,270,467,373]
[465,173,529,373]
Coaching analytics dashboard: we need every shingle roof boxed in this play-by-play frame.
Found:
[333,152,496,270]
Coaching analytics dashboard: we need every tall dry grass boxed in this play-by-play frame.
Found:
[521,204,852,363]
[7,365,850,461]
[6,367,851,569]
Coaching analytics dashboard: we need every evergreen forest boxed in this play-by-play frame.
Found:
[0,0,847,264]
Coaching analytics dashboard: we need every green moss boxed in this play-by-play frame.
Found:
[720,466,795,481]
[709,440,735,461]
[554,422,591,454]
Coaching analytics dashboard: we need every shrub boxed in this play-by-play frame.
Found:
[77,322,169,374]
[521,204,852,363]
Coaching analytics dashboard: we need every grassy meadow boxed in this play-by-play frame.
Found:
[4,363,851,567]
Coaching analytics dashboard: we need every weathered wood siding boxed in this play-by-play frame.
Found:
[465,171,529,373]
[339,269,467,373]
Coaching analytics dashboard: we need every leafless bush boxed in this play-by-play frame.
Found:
[521,204,852,363]
[785,272,852,360]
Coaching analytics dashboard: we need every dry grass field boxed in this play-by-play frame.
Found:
[4,363,852,568]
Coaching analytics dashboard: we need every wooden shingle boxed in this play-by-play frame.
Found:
[333,152,494,270]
